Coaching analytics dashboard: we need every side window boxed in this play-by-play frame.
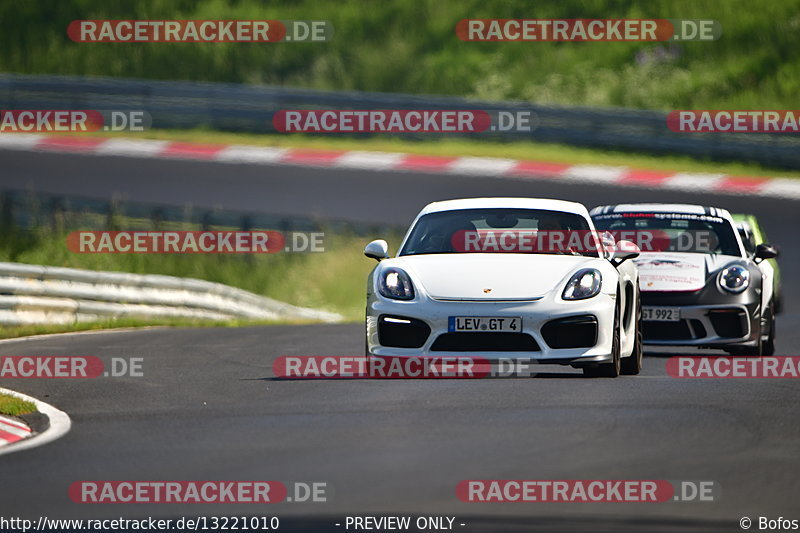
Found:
[738,226,756,256]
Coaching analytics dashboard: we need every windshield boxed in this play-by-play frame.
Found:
[592,211,742,256]
[400,208,598,257]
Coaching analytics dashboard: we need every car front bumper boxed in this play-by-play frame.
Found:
[640,289,761,348]
[366,292,617,366]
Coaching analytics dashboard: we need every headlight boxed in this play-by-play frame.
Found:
[718,265,750,293]
[563,268,602,300]
[379,268,415,300]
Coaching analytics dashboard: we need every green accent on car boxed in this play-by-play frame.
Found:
[731,213,782,313]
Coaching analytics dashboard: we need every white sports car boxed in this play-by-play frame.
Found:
[364,198,643,377]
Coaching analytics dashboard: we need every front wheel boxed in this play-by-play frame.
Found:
[621,288,643,375]
[762,303,776,356]
[584,298,621,378]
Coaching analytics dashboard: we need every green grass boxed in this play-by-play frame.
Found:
[0,225,398,324]
[88,128,800,178]
[0,393,37,416]
[2,0,798,110]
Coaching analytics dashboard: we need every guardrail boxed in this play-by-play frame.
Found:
[0,188,401,235]
[0,262,341,325]
[1,73,799,169]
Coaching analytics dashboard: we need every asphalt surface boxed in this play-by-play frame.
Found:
[1,150,799,532]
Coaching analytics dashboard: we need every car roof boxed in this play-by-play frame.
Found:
[590,203,733,219]
[419,197,590,217]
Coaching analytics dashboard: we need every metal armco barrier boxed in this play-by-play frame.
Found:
[1,74,799,168]
[0,262,342,325]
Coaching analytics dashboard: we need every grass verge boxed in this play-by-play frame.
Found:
[0,392,37,416]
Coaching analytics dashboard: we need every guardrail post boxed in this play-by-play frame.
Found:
[49,197,65,233]
[150,208,165,230]
[0,191,14,229]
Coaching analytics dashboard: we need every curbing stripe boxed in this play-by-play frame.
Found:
[0,133,44,149]
[0,415,32,434]
[0,425,31,441]
[216,145,289,164]
[95,138,169,157]
[334,151,405,169]
[563,164,628,183]
[159,142,227,159]
[0,387,71,456]
[0,134,798,200]
[662,172,727,191]
[758,178,800,200]
[447,157,518,176]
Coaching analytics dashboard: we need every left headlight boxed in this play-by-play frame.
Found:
[379,268,415,300]
[563,268,602,300]
[718,265,750,293]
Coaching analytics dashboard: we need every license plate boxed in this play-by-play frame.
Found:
[449,316,522,332]
[642,307,681,322]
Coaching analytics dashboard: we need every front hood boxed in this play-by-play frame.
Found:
[635,252,743,292]
[390,253,597,300]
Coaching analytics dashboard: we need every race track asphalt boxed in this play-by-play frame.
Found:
[0,150,799,532]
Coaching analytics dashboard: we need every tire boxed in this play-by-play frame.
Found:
[584,296,621,378]
[762,303,776,356]
[621,288,643,375]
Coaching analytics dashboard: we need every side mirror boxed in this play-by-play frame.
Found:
[611,240,640,266]
[364,239,389,261]
[755,243,778,262]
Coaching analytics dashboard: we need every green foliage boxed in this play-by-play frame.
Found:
[2,0,798,109]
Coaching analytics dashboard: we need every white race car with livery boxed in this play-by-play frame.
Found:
[364,198,643,377]
[591,203,778,356]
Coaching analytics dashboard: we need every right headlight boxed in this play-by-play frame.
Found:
[563,268,602,300]
[718,265,750,293]
[378,268,415,300]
